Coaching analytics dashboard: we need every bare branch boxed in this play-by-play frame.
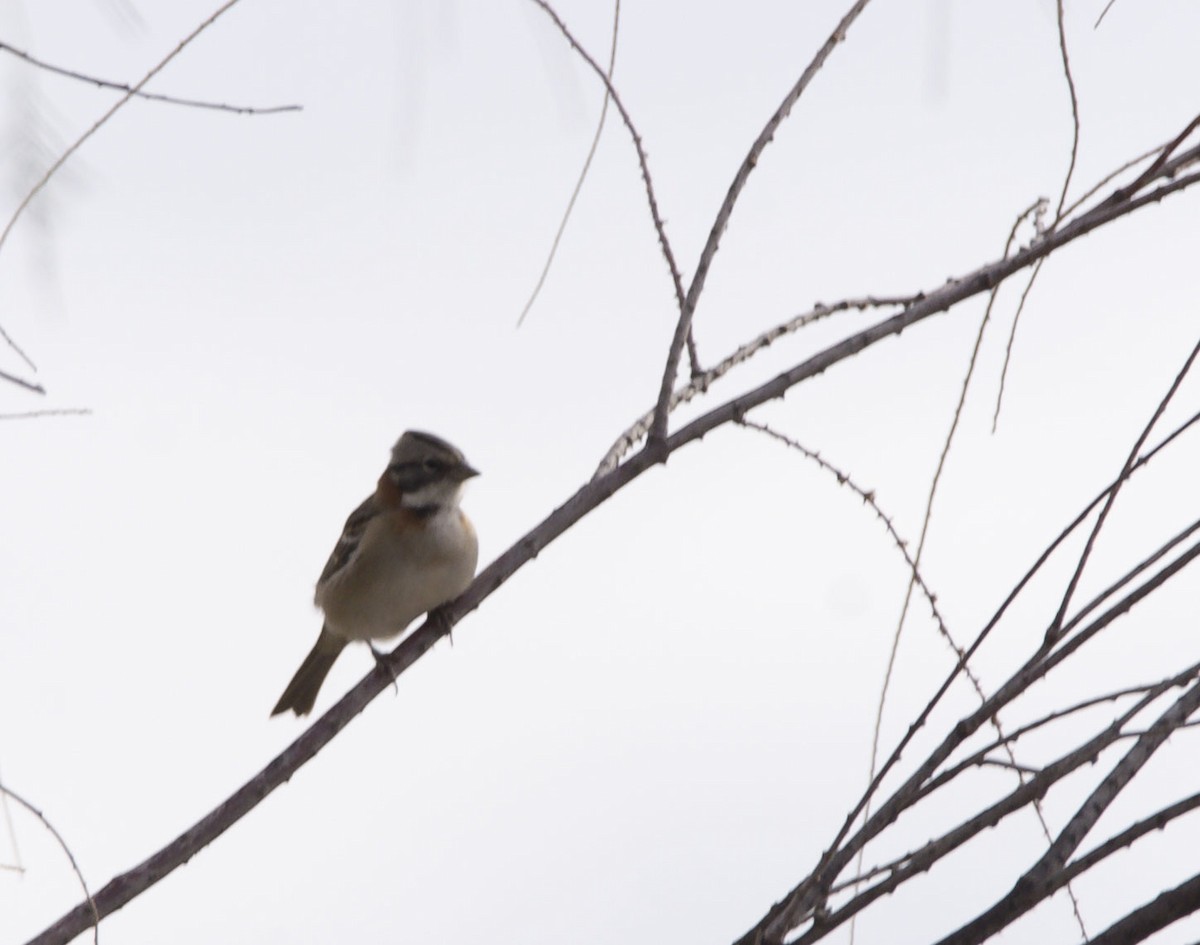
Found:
[0,39,301,115]
[775,674,1193,945]
[26,133,1200,945]
[934,678,1200,945]
[649,0,875,448]
[1087,872,1200,945]
[1063,791,1200,888]
[1060,142,1159,221]
[748,468,1200,941]
[1096,113,1200,212]
[1047,334,1200,639]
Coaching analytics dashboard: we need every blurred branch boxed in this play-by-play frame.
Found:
[0,408,91,420]
[0,320,37,372]
[0,39,301,114]
[0,0,249,261]
[0,366,45,395]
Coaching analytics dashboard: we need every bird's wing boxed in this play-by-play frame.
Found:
[316,493,382,588]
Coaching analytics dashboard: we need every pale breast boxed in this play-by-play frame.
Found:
[317,507,478,642]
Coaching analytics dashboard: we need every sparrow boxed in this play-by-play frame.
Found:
[271,431,479,717]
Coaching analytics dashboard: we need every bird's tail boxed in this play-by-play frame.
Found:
[271,627,346,717]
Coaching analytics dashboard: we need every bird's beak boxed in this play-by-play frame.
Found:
[455,463,481,481]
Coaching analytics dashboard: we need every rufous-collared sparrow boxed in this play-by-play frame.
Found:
[271,431,479,716]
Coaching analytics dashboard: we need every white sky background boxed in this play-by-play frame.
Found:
[1,1,1199,943]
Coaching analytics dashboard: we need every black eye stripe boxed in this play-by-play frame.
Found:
[388,459,451,491]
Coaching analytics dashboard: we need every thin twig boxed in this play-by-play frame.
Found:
[0,366,46,395]
[0,320,37,371]
[738,419,955,651]
[743,406,1200,942]
[0,408,91,420]
[595,294,919,476]
[1047,334,1200,639]
[529,1,687,324]
[776,672,1195,944]
[516,0,619,327]
[1059,516,1200,642]
[936,677,1200,945]
[861,258,1008,888]
[991,258,1043,432]
[0,39,301,114]
[0,783,98,944]
[918,679,1173,801]
[649,0,875,448]
[1059,143,1160,221]
[1093,0,1120,28]
[1096,114,1200,212]
[0,0,248,260]
[1052,0,1081,224]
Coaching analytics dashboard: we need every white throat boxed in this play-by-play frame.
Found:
[400,480,462,511]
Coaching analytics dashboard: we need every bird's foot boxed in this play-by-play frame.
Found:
[369,642,400,694]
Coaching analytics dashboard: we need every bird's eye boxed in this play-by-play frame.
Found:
[423,458,446,473]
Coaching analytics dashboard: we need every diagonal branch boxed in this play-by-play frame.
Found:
[934,677,1200,945]
[1046,334,1200,638]
[0,366,46,395]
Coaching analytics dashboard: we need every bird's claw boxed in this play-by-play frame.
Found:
[369,643,400,694]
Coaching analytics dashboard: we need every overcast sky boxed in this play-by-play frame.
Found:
[2,2,1200,944]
